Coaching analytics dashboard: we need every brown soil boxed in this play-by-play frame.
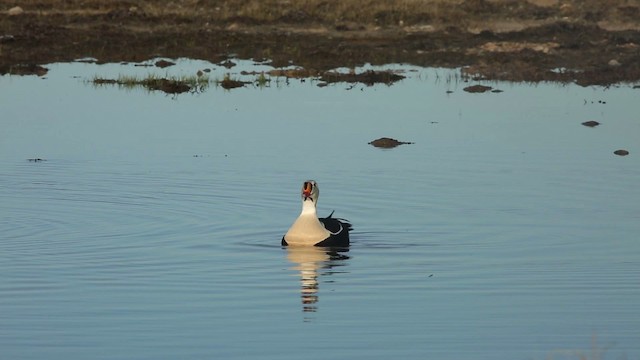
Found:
[2,0,640,85]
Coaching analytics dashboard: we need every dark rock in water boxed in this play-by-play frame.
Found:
[219,60,236,68]
[614,149,629,156]
[582,120,600,127]
[463,84,493,93]
[146,79,190,94]
[155,59,175,68]
[219,78,248,89]
[368,137,414,149]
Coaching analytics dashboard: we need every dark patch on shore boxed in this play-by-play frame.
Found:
[0,63,48,76]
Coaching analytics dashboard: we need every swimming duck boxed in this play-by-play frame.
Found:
[282,180,351,247]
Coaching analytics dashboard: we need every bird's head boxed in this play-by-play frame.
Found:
[301,180,319,204]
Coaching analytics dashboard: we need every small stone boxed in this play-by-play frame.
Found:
[463,84,493,93]
[613,149,629,156]
[608,59,621,67]
[582,120,600,127]
[368,137,414,149]
[8,6,24,16]
[0,35,16,43]
[219,59,236,68]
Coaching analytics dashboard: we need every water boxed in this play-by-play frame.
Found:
[1,60,639,360]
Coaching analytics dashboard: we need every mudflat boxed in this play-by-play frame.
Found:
[1,0,640,85]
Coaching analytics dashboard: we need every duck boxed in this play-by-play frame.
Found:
[282,180,351,247]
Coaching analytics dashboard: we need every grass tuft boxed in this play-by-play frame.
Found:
[91,73,211,94]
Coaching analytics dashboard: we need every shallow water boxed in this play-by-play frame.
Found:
[1,60,639,360]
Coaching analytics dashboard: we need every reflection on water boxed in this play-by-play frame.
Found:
[286,246,350,313]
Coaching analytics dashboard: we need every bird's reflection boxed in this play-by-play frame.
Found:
[285,246,350,313]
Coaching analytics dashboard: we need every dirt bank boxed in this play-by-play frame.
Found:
[1,0,640,85]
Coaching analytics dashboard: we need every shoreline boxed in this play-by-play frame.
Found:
[2,0,640,85]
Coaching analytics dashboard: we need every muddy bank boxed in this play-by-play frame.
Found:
[1,0,640,85]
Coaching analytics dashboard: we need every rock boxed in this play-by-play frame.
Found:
[8,6,24,16]
[463,84,493,93]
[368,137,414,149]
[146,79,191,94]
[219,59,236,68]
[218,77,248,89]
[0,35,15,43]
[582,120,600,127]
[155,59,175,68]
[613,149,629,156]
[608,59,621,67]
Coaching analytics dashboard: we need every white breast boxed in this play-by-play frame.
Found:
[284,214,330,246]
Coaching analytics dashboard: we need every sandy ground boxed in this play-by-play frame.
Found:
[1,0,640,85]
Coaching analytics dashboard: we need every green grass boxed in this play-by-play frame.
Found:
[91,73,212,93]
[91,72,277,92]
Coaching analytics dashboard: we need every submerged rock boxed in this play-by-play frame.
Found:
[368,137,414,149]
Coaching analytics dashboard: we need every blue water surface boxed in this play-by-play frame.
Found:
[1,60,639,360]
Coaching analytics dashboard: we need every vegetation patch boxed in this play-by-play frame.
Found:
[320,70,405,86]
[91,74,210,94]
